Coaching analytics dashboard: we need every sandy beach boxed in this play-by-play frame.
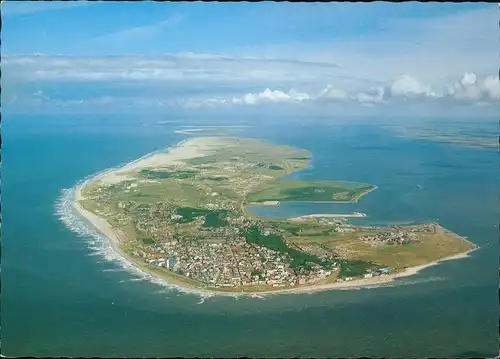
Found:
[72,138,480,298]
[74,186,123,258]
[98,136,227,185]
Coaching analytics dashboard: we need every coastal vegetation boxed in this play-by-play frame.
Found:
[246,180,376,203]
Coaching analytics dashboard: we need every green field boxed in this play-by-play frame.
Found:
[202,210,229,228]
[185,155,218,165]
[246,180,374,203]
[140,169,197,179]
[139,169,172,179]
[269,165,284,170]
[242,226,334,269]
[204,176,229,181]
[173,207,211,223]
[337,259,374,278]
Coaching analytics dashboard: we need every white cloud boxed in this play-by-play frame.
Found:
[288,88,310,101]
[481,76,500,100]
[3,54,351,88]
[211,88,310,106]
[389,75,434,98]
[251,88,290,102]
[446,72,498,101]
[460,72,477,86]
[5,53,499,112]
[318,85,348,101]
[354,87,385,104]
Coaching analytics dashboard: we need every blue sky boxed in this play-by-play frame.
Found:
[3,1,498,116]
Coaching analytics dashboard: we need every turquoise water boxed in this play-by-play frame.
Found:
[2,115,497,357]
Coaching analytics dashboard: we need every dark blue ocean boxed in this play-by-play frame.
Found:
[2,114,497,357]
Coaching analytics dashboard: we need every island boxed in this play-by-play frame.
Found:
[387,122,497,150]
[74,136,478,295]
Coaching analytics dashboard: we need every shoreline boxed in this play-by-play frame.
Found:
[352,185,378,202]
[71,137,479,298]
[288,212,366,220]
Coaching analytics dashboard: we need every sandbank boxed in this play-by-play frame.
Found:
[96,137,229,184]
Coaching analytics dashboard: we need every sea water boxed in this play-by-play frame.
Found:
[2,114,497,357]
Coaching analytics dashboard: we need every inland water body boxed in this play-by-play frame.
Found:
[2,115,497,357]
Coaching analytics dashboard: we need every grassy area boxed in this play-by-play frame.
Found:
[204,176,229,181]
[266,220,320,234]
[269,165,284,170]
[139,169,172,179]
[140,169,197,179]
[141,237,155,245]
[78,199,100,213]
[246,180,375,203]
[113,181,203,206]
[318,232,476,270]
[242,226,332,270]
[174,207,211,223]
[185,155,218,165]
[338,259,374,278]
[170,171,197,179]
[202,210,229,228]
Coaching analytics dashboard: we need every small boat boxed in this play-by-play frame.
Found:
[417,184,423,190]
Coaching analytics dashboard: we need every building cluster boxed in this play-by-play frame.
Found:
[335,265,393,282]
[360,230,419,245]
[130,236,337,288]
[124,196,341,289]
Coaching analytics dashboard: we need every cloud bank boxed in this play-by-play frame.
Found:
[3,53,498,113]
[179,72,499,109]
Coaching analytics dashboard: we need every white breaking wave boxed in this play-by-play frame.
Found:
[394,276,445,286]
[119,278,144,283]
[355,276,445,290]
[102,268,125,273]
[54,185,145,278]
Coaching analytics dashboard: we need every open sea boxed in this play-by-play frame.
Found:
[2,114,498,357]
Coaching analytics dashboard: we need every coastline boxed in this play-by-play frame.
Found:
[352,184,378,202]
[71,137,479,298]
[288,212,366,220]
